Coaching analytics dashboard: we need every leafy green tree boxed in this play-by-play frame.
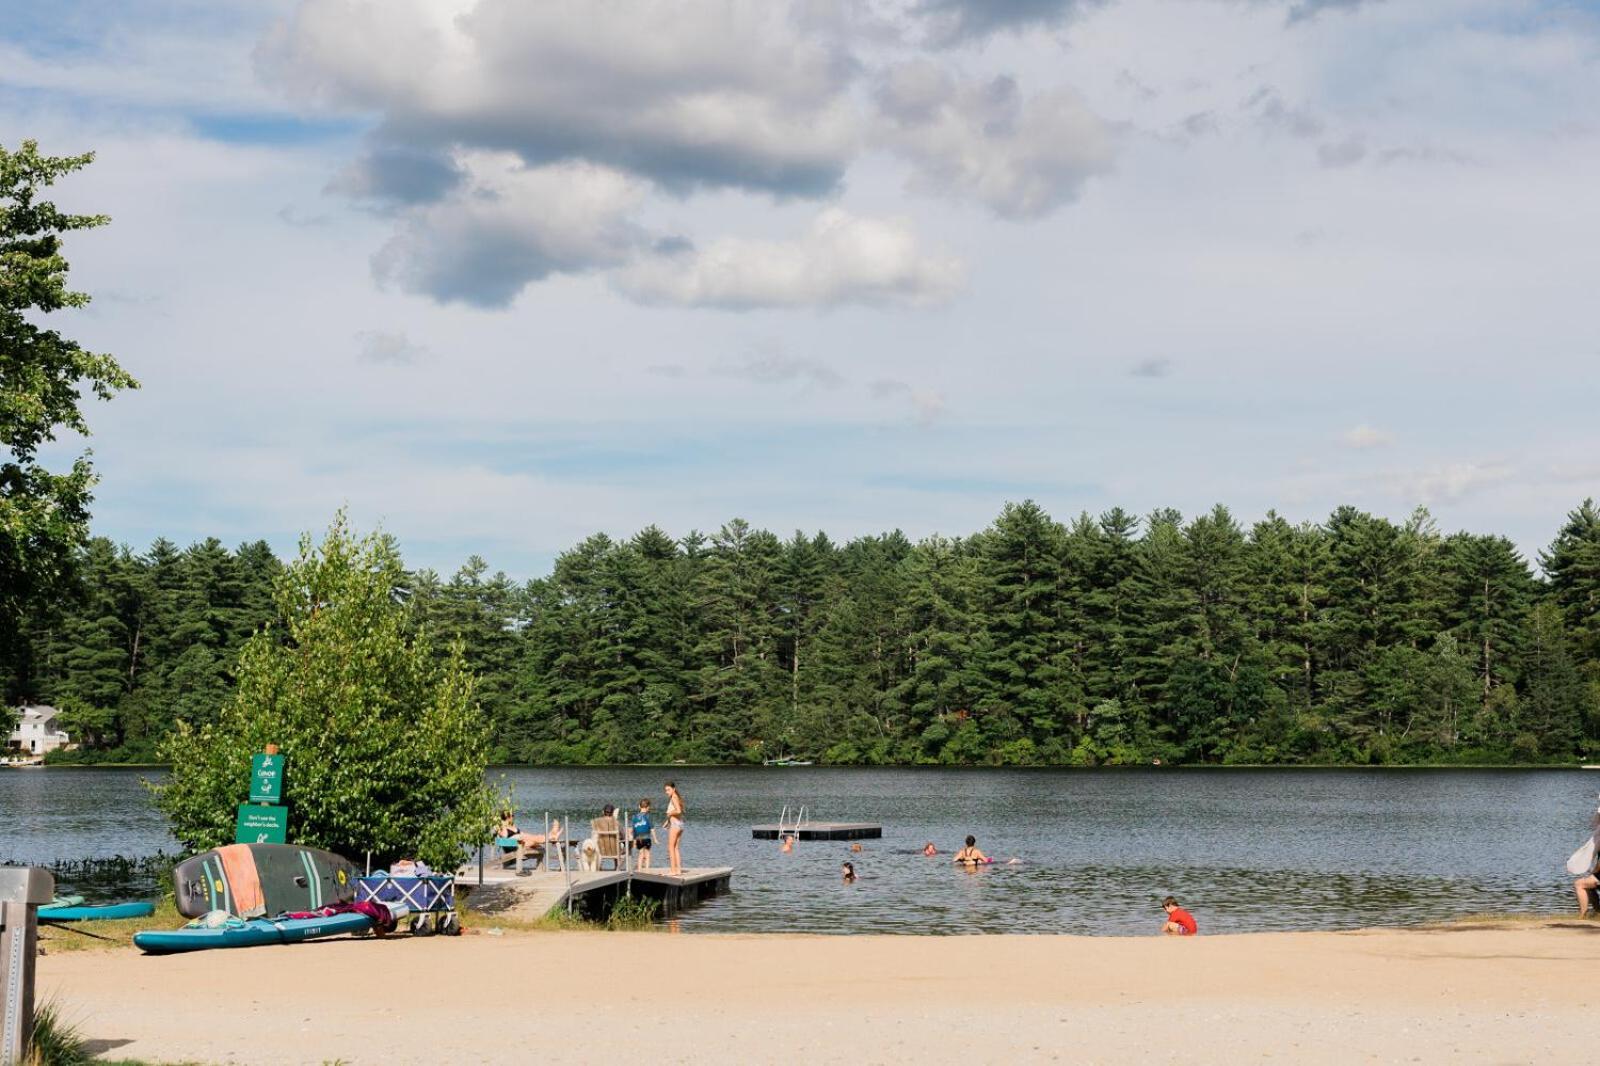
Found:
[974,501,1070,744]
[1518,602,1589,757]
[891,535,983,760]
[1,141,137,641]
[1541,499,1600,663]
[156,516,497,869]
[1440,533,1533,708]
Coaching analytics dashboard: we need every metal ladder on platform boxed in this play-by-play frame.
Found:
[777,803,809,842]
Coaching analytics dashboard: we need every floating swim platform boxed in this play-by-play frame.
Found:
[133,910,377,954]
[751,822,882,840]
[39,900,156,922]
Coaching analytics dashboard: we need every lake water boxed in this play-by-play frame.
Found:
[3,766,1595,935]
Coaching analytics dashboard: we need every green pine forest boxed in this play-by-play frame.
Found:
[6,499,1600,767]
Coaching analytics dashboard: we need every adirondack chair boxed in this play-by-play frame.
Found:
[590,816,626,871]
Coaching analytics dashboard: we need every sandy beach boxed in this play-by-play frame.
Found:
[38,921,1598,1064]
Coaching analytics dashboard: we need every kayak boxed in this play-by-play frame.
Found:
[39,900,156,922]
[133,910,381,954]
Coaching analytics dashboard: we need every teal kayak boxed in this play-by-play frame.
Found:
[133,911,375,954]
[39,901,156,922]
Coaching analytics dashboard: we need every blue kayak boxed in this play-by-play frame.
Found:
[133,911,375,954]
[39,901,156,922]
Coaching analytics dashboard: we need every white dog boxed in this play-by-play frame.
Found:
[578,837,600,872]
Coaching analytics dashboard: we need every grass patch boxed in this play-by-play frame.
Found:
[27,1002,91,1065]
[605,894,660,930]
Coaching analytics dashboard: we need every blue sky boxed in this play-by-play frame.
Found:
[7,0,1600,578]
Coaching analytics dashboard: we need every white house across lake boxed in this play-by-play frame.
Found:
[6,704,72,758]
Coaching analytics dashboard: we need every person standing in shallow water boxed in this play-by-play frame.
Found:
[664,781,685,874]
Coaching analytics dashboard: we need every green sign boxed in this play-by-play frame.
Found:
[249,753,284,803]
[235,804,288,845]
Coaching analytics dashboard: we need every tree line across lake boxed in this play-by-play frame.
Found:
[5,499,1600,767]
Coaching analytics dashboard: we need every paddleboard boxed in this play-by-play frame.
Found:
[173,843,358,919]
[133,910,375,955]
[38,901,156,922]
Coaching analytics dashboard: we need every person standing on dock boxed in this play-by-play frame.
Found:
[665,781,686,874]
[632,799,656,870]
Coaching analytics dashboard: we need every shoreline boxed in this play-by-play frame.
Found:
[39,919,1599,1064]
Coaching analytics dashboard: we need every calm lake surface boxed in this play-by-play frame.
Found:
[3,766,1595,935]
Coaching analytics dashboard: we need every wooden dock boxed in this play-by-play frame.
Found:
[751,822,882,840]
[456,864,732,921]
[632,868,733,913]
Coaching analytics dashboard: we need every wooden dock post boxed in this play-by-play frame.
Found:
[1,867,54,1066]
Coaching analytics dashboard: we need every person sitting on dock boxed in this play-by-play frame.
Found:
[953,836,989,866]
[497,811,521,853]
[1161,896,1198,936]
[507,817,562,854]
[498,810,563,862]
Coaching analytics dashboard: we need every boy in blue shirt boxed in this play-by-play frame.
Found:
[631,799,657,869]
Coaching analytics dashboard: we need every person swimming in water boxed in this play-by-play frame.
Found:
[922,842,937,857]
[842,861,857,883]
[953,835,989,866]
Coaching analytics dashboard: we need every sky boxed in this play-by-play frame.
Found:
[6,0,1600,578]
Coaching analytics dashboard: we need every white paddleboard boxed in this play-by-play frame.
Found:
[1566,834,1597,876]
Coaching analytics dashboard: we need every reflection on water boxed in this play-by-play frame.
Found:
[3,765,1593,933]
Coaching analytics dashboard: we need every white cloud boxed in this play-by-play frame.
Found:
[1384,461,1514,505]
[870,378,951,425]
[371,155,649,308]
[355,330,428,366]
[1341,424,1394,449]
[714,349,844,389]
[257,0,860,196]
[875,61,1114,218]
[615,209,964,311]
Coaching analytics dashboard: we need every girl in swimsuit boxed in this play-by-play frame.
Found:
[665,781,685,874]
[497,811,520,852]
[953,835,989,866]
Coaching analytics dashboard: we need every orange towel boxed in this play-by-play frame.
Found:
[217,844,266,917]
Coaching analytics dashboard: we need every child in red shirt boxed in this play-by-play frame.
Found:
[1161,896,1198,935]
